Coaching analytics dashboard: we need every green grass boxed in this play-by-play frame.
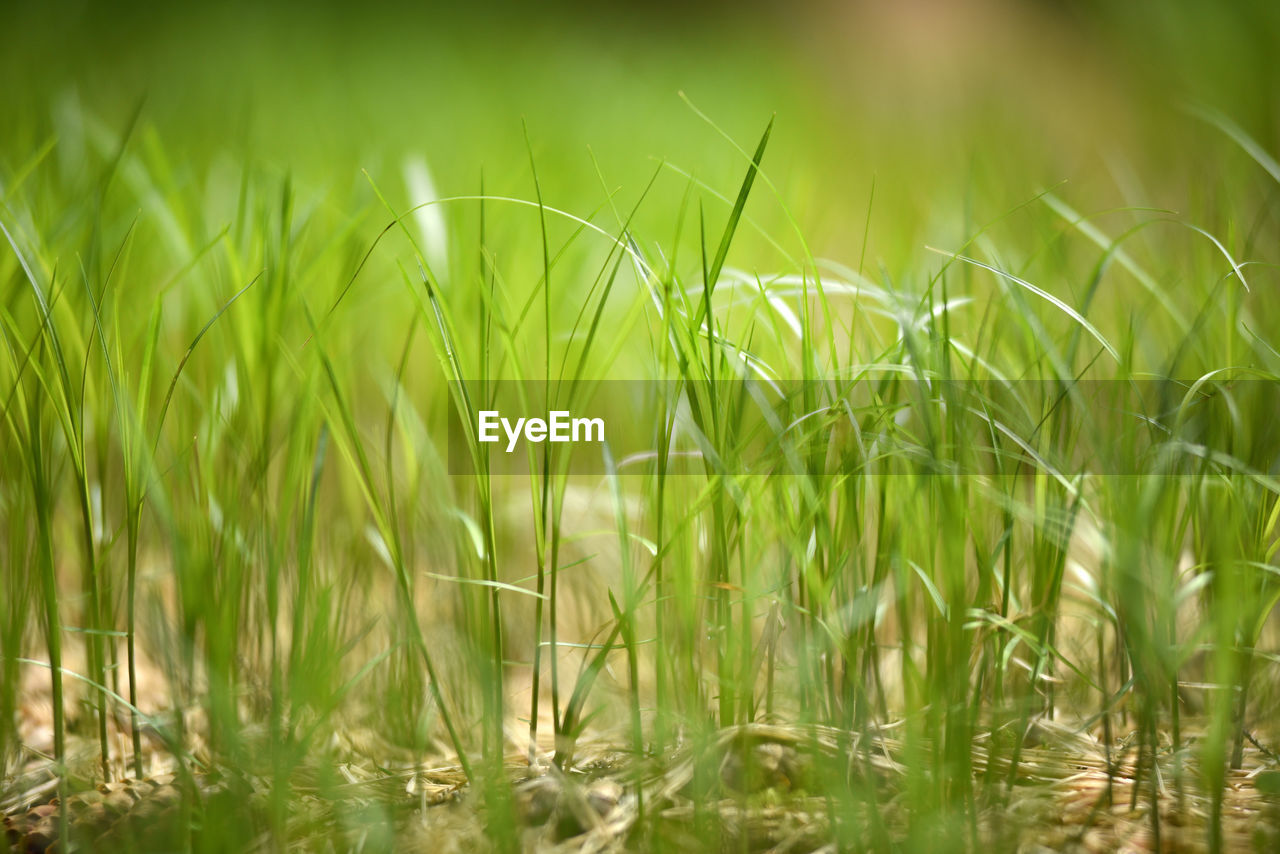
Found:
[3,2,1280,852]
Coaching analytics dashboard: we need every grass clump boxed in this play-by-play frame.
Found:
[3,3,1280,852]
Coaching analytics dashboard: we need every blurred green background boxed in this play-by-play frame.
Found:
[5,0,1278,274]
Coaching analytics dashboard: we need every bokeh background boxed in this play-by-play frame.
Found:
[6,0,1278,274]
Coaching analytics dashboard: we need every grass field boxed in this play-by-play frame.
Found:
[3,1,1280,851]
